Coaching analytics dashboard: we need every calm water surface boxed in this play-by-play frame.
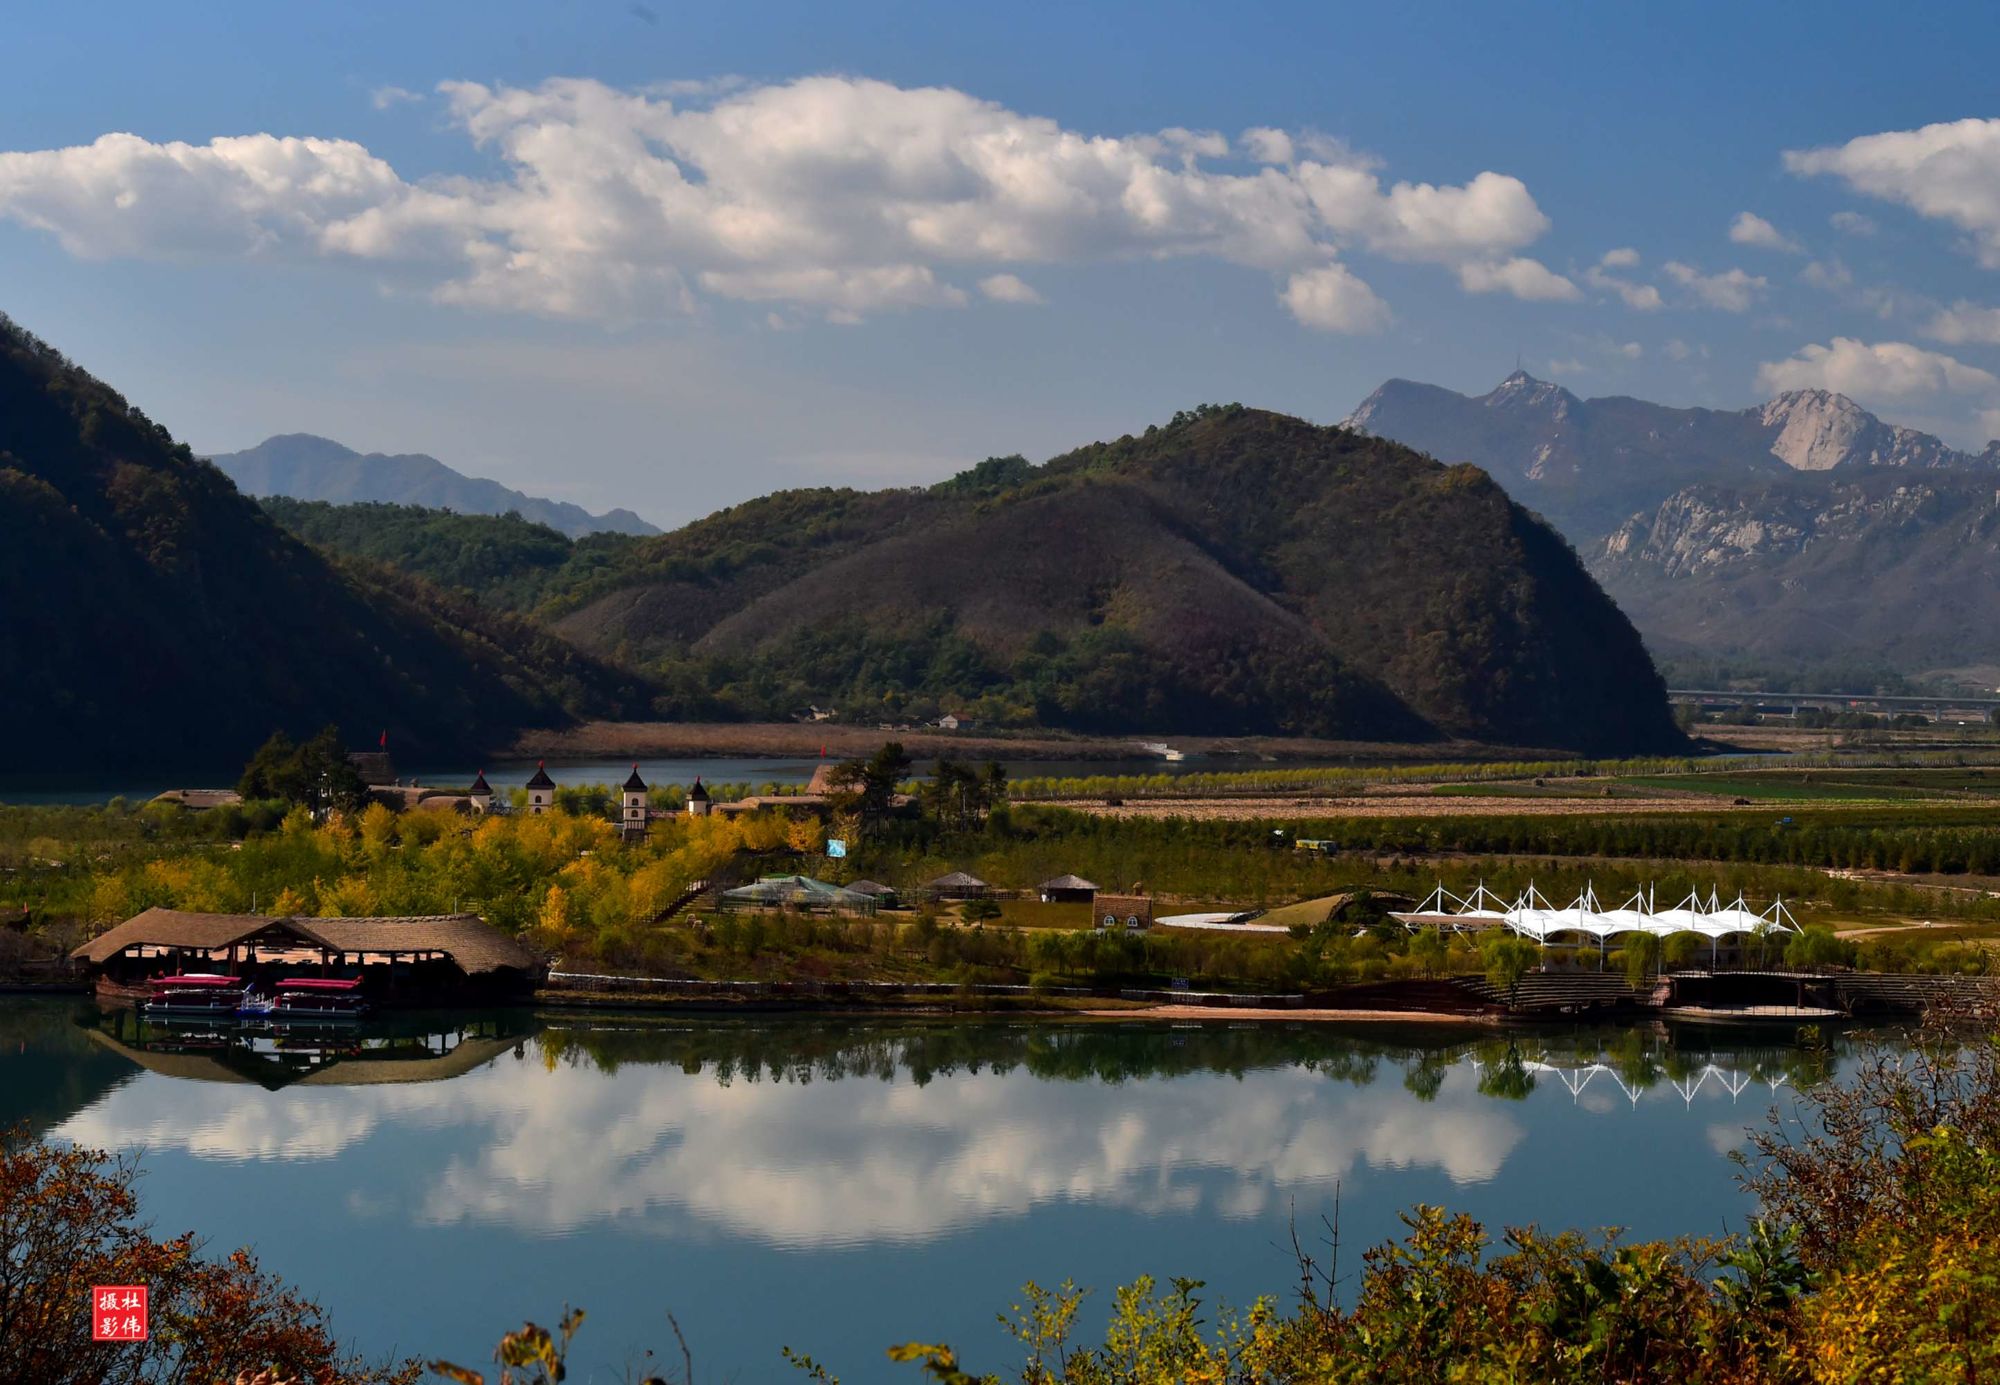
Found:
[4,1000,1855,1381]
[0,751,1421,805]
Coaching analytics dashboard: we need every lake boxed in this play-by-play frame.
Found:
[5,1000,1850,1381]
[0,753,1314,806]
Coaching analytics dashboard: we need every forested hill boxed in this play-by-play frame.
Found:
[0,315,652,774]
[273,404,1683,754]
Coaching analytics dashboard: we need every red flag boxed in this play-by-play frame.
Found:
[379,730,388,749]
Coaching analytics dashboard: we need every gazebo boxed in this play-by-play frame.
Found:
[926,871,991,901]
[1038,874,1099,904]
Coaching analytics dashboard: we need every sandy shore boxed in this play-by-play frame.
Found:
[1087,1004,1499,1024]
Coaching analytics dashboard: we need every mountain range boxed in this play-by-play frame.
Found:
[209,433,660,538]
[1346,371,2000,677]
[0,315,649,774]
[1344,371,1998,546]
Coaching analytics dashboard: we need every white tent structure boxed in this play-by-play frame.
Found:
[1395,881,1800,963]
[1391,883,1514,932]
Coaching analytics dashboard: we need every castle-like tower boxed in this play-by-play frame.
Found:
[468,770,493,815]
[525,761,555,815]
[621,764,649,841]
[685,776,711,818]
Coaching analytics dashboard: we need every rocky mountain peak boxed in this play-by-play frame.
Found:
[1483,370,1576,415]
[1757,389,1874,472]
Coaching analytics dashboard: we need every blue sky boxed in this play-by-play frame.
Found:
[7,1,2000,524]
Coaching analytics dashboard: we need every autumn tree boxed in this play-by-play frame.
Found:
[0,1128,416,1385]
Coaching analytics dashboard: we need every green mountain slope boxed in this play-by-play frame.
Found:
[0,316,650,774]
[532,404,1678,752]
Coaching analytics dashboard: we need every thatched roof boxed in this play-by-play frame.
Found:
[845,879,899,897]
[72,908,542,975]
[151,789,244,810]
[1039,874,1099,891]
[927,871,989,889]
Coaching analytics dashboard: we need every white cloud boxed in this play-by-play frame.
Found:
[1756,337,2000,402]
[1787,118,2000,267]
[1799,258,1853,292]
[977,272,1043,304]
[0,131,409,261]
[1925,300,2000,345]
[1455,256,1579,301]
[1240,127,1293,165]
[1280,263,1391,332]
[1663,261,1769,312]
[1584,257,1662,310]
[1663,338,1707,362]
[0,74,1565,325]
[1830,210,1876,237]
[369,86,423,110]
[1729,210,1801,253]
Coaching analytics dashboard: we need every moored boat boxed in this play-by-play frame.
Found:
[266,976,370,1020]
[142,974,250,1019]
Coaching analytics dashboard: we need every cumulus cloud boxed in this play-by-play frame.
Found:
[369,86,423,110]
[1757,337,2000,402]
[977,272,1043,304]
[1584,251,1662,310]
[1830,209,1876,237]
[1240,127,1293,165]
[0,131,409,261]
[1925,300,2000,344]
[0,74,1569,324]
[1787,118,2000,266]
[1280,263,1391,332]
[1455,256,1580,301]
[1729,211,1801,253]
[1663,260,1769,311]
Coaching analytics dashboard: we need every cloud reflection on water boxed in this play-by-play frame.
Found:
[60,1045,1527,1248]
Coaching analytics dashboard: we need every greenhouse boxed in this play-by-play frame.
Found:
[716,875,880,915]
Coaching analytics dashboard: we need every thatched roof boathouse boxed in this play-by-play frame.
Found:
[73,908,546,1005]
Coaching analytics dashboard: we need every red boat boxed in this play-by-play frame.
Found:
[142,974,250,1019]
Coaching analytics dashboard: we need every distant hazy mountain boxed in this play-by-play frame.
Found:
[209,433,660,538]
[1594,469,2000,670]
[1343,371,1996,543]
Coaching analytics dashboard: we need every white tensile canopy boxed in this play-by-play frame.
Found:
[1394,881,1799,944]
